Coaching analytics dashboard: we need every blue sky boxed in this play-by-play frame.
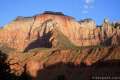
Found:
[0,0,120,26]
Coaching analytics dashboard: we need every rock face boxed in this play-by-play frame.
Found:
[0,11,120,80]
[0,12,120,52]
[79,18,96,29]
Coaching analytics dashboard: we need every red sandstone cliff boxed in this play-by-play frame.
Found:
[0,11,120,80]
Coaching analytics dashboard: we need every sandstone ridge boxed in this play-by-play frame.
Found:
[0,11,120,52]
[0,11,120,80]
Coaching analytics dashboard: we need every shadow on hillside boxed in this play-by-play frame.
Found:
[36,60,120,80]
[0,51,29,80]
[24,32,52,52]
[0,51,120,80]
[0,51,9,80]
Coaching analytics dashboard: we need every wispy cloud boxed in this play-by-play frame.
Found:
[82,0,95,14]
[85,0,94,4]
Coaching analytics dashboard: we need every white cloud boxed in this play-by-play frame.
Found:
[84,0,95,8]
[85,0,94,4]
[82,0,95,14]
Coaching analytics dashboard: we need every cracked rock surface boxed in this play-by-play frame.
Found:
[0,11,120,80]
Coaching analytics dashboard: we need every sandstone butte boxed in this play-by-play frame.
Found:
[0,11,120,80]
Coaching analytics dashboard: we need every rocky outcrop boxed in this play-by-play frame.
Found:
[1,46,120,80]
[0,12,108,51]
[0,12,120,52]
[79,18,96,29]
[0,11,120,80]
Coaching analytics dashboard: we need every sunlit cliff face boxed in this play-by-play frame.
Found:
[1,12,119,52]
[0,11,120,80]
[26,60,42,78]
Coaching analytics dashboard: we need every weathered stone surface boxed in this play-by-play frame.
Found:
[2,46,120,80]
[0,11,120,80]
[79,18,96,29]
[0,12,120,52]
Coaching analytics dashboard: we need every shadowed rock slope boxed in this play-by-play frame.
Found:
[0,11,120,80]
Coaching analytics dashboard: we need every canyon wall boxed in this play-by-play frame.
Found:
[0,11,120,80]
[0,12,120,51]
